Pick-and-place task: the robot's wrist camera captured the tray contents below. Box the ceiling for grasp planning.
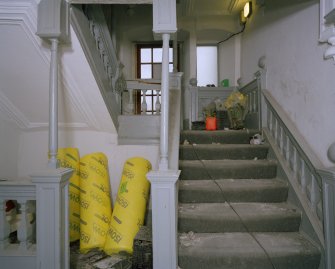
[108,0,248,44]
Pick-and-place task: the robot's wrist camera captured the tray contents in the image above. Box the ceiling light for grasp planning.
[243,1,252,18]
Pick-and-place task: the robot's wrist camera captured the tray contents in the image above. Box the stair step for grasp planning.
[178,232,320,269]
[179,178,288,203]
[180,129,259,145]
[179,144,269,160]
[178,202,301,233]
[179,159,277,180]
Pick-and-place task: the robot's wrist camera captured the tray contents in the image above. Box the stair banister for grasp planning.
[241,65,335,268]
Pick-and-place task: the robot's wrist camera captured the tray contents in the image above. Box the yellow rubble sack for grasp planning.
[104,157,152,255]
[79,152,112,253]
[57,148,81,242]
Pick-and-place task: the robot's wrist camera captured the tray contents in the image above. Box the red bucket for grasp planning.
[205,117,217,131]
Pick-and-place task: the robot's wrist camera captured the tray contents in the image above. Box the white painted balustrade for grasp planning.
[0,169,72,269]
[0,179,36,261]
[240,69,335,269]
[126,79,164,115]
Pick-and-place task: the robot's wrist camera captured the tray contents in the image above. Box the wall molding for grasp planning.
[0,0,102,131]
[0,90,31,129]
[0,90,90,130]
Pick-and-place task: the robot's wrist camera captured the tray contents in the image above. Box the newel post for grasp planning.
[35,1,72,269]
[317,168,335,269]
[149,0,180,268]
[31,168,73,269]
[36,0,70,168]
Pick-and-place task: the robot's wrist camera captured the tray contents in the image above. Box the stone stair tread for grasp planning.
[178,202,301,233]
[179,178,288,203]
[180,129,260,145]
[179,159,277,180]
[179,143,269,160]
[178,232,320,269]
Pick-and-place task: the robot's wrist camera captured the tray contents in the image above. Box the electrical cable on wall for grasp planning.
[217,23,246,45]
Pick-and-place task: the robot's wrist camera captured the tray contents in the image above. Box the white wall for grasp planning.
[240,0,335,167]
[0,116,21,179]
[218,35,241,86]
[18,129,159,202]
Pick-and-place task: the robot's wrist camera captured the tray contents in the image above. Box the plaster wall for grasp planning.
[240,0,335,167]
[218,35,241,86]
[17,129,159,201]
[0,116,20,179]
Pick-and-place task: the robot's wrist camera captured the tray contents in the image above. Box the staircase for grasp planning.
[178,129,321,269]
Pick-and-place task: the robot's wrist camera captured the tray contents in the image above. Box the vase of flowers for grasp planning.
[224,91,248,129]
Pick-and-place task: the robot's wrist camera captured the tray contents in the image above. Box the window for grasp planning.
[136,44,174,114]
[197,46,218,87]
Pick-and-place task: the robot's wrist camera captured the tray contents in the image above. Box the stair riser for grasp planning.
[181,130,259,145]
[178,215,301,233]
[180,162,277,180]
[180,145,269,160]
[179,187,288,203]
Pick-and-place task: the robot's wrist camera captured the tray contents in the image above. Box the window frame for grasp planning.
[135,43,178,114]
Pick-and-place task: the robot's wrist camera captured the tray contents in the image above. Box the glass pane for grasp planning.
[197,46,218,86]
[153,48,162,63]
[169,48,173,62]
[146,95,153,111]
[169,64,173,72]
[141,48,152,63]
[141,64,152,79]
[153,64,162,79]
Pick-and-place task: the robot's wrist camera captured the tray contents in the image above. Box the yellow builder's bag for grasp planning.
[79,152,112,253]
[57,148,81,242]
[104,157,152,255]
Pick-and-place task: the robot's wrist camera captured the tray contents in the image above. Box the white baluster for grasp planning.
[278,126,284,152]
[16,199,31,250]
[290,146,297,174]
[276,124,282,147]
[271,114,276,137]
[309,175,320,213]
[142,89,147,114]
[267,108,271,130]
[0,199,9,249]
[159,33,171,171]
[155,89,161,115]
[299,159,307,193]
[253,91,257,112]
[282,132,287,157]
[248,93,252,112]
[48,38,59,169]
[127,89,134,115]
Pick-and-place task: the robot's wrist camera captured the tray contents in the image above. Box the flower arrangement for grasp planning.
[224,91,248,129]
[202,102,216,118]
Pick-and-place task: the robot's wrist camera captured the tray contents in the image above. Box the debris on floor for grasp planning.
[250,133,265,145]
[179,231,200,247]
